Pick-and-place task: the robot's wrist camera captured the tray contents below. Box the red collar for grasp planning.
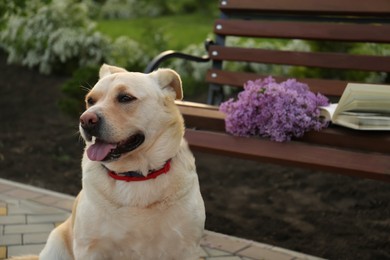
[107,159,171,182]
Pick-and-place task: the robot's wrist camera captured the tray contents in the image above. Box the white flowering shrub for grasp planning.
[0,0,20,28]
[170,42,211,82]
[0,0,109,74]
[104,36,149,71]
[59,35,151,118]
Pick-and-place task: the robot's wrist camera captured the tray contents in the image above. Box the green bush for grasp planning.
[59,66,99,117]
[0,0,27,29]
[99,0,216,19]
[0,0,109,74]
[104,36,150,71]
[59,34,156,118]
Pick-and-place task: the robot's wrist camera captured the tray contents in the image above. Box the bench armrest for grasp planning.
[144,39,214,73]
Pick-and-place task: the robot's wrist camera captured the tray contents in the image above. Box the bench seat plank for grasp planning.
[184,129,390,182]
[176,101,390,154]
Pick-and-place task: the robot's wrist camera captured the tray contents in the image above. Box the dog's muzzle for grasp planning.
[80,112,145,161]
[80,111,101,141]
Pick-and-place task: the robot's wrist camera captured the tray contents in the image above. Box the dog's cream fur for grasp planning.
[10,65,205,260]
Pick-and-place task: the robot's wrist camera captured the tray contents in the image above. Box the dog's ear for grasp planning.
[151,69,183,100]
[99,64,127,79]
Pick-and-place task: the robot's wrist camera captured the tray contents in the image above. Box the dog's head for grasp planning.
[79,64,184,163]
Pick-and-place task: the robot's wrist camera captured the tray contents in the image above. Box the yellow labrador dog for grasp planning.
[11,64,205,260]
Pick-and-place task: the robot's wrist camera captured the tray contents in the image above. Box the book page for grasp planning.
[334,83,390,118]
[334,114,390,130]
[319,103,338,121]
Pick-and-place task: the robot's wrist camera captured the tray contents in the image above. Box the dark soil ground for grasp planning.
[1,51,390,260]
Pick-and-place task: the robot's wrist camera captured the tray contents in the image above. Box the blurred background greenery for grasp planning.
[0,0,388,117]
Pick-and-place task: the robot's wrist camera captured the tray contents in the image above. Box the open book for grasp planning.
[320,83,390,130]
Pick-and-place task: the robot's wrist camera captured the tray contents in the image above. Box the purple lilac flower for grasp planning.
[219,77,329,142]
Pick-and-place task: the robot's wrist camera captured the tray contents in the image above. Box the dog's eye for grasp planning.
[117,94,136,103]
[87,97,95,106]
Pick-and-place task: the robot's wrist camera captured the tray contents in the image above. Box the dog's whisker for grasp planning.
[80,85,92,92]
[70,128,86,144]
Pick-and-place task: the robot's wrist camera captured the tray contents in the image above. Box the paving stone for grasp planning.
[0,215,26,225]
[0,194,18,205]
[4,189,42,200]
[7,244,44,257]
[31,195,60,205]
[4,224,54,234]
[0,246,6,259]
[271,247,324,260]
[7,200,67,215]
[0,182,13,193]
[208,257,241,260]
[204,247,232,256]
[0,179,324,260]
[199,246,208,257]
[27,214,69,224]
[201,231,249,253]
[0,234,22,246]
[23,232,50,245]
[238,245,293,260]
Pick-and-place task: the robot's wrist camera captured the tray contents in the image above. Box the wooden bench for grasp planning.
[145,0,390,182]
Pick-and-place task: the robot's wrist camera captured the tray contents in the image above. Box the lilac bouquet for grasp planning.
[219,77,329,142]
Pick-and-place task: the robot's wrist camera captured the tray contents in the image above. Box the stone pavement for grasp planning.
[0,178,325,260]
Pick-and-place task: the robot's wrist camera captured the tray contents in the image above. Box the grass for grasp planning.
[96,13,216,50]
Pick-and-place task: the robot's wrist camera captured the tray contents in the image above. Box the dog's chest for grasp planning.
[74,202,201,259]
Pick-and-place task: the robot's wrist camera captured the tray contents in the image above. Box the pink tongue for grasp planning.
[87,140,117,161]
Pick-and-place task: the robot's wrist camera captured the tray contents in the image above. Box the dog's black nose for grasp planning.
[80,112,100,136]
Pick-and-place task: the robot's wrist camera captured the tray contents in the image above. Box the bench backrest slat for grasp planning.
[206,69,348,96]
[214,20,390,43]
[210,46,390,72]
[205,0,390,104]
[220,0,390,16]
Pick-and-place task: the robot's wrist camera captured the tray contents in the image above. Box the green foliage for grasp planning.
[96,13,215,50]
[105,36,150,70]
[98,0,216,19]
[0,0,109,74]
[59,35,154,118]
[300,41,362,80]
[0,0,28,29]
[0,0,165,76]
[143,0,216,15]
[59,66,99,117]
